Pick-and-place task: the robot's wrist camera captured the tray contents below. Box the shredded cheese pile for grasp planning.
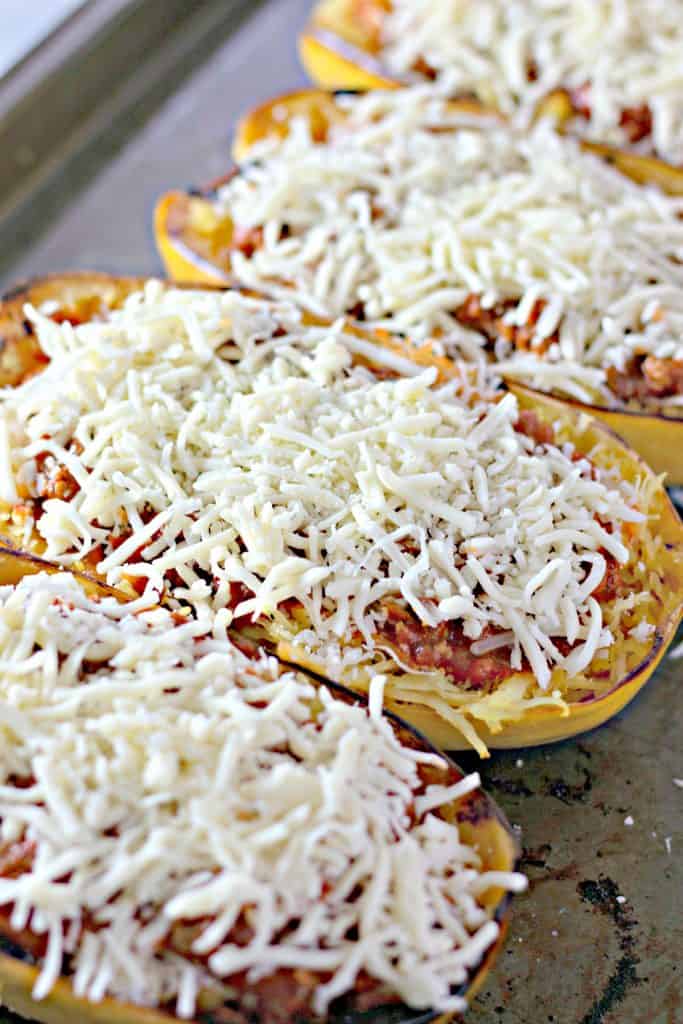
[216,88,683,406]
[380,0,683,166]
[0,286,646,695]
[0,571,525,1016]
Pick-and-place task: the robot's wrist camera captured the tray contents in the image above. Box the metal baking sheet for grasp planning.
[0,1,681,1021]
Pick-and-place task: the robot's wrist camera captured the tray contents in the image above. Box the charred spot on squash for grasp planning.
[168,194,236,271]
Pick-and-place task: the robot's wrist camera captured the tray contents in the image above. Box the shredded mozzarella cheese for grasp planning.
[0,571,525,1016]
[0,285,646,695]
[378,0,683,166]
[214,88,683,407]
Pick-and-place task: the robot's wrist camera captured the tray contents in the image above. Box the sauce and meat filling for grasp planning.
[455,292,683,402]
[376,602,513,690]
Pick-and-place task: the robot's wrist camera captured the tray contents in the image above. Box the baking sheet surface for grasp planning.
[0,2,681,1021]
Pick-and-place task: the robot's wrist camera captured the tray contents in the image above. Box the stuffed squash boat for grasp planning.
[0,275,681,756]
[300,0,683,170]
[0,546,525,1023]
[155,87,683,481]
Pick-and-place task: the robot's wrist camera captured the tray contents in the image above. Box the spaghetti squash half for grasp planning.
[0,276,680,755]
[299,0,683,171]
[155,87,683,482]
[0,546,524,1023]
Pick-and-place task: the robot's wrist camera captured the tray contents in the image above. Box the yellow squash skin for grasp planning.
[154,189,233,289]
[0,958,174,1024]
[299,0,397,90]
[2,274,681,755]
[154,87,683,483]
[0,544,128,602]
[0,549,519,1024]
